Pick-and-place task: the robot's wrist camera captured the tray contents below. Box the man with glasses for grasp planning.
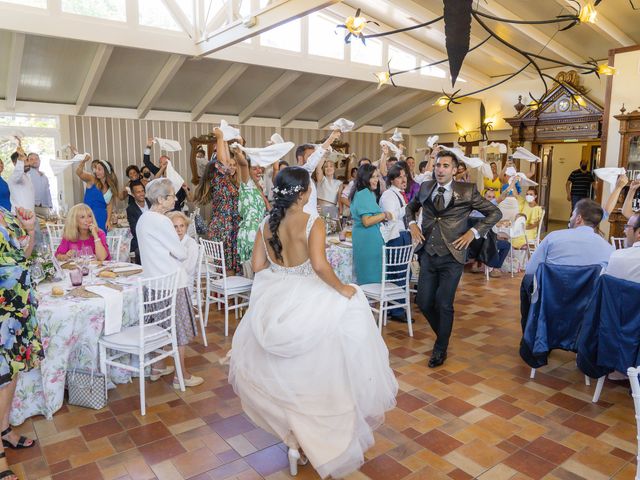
[604,214,640,282]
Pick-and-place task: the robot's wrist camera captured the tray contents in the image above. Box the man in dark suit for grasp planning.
[406,150,502,367]
[126,180,150,265]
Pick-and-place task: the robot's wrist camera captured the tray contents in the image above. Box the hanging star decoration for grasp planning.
[338,1,620,112]
[336,9,379,45]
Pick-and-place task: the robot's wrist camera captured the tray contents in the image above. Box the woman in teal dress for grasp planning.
[349,164,392,285]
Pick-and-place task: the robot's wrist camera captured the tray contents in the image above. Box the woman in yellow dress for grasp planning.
[512,187,543,248]
[483,161,502,193]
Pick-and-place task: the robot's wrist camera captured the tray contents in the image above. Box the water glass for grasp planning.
[69,268,83,287]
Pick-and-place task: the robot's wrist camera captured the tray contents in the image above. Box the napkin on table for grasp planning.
[85,285,124,335]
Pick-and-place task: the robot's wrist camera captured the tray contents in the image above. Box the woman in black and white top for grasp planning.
[315,158,343,218]
[378,164,412,322]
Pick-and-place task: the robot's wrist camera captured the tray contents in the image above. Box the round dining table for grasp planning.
[10,262,144,425]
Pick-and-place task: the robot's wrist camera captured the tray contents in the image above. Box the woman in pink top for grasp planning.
[55,203,110,261]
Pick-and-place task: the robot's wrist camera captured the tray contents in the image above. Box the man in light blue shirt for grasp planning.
[521,199,614,325]
[525,199,614,276]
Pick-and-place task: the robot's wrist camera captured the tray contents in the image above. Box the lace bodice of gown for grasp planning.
[260,213,318,277]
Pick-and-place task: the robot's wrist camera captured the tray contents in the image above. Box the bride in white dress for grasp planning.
[229,166,398,478]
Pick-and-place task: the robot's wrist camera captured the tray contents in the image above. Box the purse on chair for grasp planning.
[66,343,108,410]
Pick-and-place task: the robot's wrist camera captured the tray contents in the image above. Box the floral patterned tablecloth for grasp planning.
[326,240,355,284]
[10,275,140,425]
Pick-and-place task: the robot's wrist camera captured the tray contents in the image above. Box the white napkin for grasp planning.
[488,142,507,154]
[505,166,517,177]
[427,135,439,148]
[219,120,241,141]
[449,147,484,169]
[594,167,626,188]
[479,162,493,178]
[391,128,403,142]
[112,266,142,274]
[165,160,185,192]
[329,118,354,132]
[154,137,182,152]
[513,172,538,186]
[512,146,541,163]
[380,140,402,157]
[231,142,295,167]
[85,285,124,335]
[268,133,285,145]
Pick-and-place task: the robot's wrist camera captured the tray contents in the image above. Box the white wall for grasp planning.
[548,143,585,221]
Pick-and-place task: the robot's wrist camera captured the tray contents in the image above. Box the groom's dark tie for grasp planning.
[433,186,446,211]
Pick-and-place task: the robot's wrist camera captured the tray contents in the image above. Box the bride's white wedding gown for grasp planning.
[229,214,398,478]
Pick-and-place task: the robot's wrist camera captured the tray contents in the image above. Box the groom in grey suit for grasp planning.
[406,150,501,368]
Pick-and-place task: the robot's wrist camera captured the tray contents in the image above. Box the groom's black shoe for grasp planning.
[428,350,447,368]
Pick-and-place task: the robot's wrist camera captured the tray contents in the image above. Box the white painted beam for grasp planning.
[281,78,347,127]
[554,0,634,47]
[160,0,195,38]
[6,32,25,111]
[197,0,341,56]
[191,63,249,121]
[317,86,386,129]
[327,2,490,87]
[381,94,440,132]
[76,44,114,115]
[479,0,585,66]
[354,91,423,130]
[203,5,229,39]
[137,54,186,119]
[239,70,301,124]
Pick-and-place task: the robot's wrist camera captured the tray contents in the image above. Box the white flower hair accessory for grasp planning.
[272,185,304,196]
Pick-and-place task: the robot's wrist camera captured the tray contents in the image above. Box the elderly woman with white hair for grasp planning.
[136,178,203,388]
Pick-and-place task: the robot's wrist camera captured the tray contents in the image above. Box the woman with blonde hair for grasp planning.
[75,152,119,232]
[55,203,110,261]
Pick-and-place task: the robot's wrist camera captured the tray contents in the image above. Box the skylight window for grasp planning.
[0,0,45,7]
[62,0,126,22]
[308,12,344,60]
[259,19,301,52]
[139,0,181,31]
[389,45,416,71]
[351,38,382,66]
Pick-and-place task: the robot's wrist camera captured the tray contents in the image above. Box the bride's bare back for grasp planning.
[263,210,312,268]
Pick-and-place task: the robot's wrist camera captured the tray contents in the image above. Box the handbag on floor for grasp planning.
[66,342,108,410]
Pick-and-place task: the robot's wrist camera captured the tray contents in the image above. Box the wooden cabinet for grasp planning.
[610,108,640,238]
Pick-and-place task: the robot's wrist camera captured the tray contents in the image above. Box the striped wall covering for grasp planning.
[66,116,387,205]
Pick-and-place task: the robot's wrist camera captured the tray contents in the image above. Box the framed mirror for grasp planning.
[189,134,217,185]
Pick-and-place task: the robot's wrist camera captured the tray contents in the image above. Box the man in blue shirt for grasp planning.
[521,198,614,326]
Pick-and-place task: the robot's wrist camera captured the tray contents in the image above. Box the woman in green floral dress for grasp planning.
[0,205,44,479]
[233,146,269,264]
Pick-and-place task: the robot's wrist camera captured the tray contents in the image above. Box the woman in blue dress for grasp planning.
[75,154,119,232]
[349,164,392,285]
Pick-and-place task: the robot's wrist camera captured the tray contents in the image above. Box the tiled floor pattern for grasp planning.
[8,271,638,480]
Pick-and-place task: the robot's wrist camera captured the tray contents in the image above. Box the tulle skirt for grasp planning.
[228,268,398,478]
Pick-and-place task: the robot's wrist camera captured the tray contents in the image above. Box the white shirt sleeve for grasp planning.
[379,190,396,216]
[9,160,25,186]
[301,147,327,174]
[182,237,200,279]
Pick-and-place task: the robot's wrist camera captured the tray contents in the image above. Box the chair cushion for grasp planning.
[360,283,407,300]
[208,276,253,292]
[100,325,171,350]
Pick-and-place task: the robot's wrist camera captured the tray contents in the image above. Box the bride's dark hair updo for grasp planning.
[268,166,310,261]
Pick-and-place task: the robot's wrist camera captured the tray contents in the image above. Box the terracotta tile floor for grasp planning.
[10,271,638,479]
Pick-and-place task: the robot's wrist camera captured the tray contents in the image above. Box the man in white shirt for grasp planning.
[27,153,53,208]
[299,130,341,215]
[604,214,640,282]
[8,151,35,213]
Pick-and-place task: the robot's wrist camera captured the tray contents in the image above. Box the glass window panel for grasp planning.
[389,45,416,71]
[308,12,344,59]
[176,0,193,21]
[139,0,181,30]
[62,0,126,21]
[350,37,382,66]
[420,61,446,78]
[259,19,301,52]
[0,0,45,7]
